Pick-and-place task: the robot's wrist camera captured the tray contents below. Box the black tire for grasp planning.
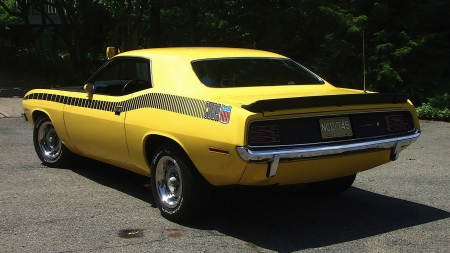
[305,174,356,195]
[33,116,72,167]
[150,144,210,222]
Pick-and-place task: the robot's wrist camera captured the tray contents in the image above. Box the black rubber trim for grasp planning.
[241,93,408,112]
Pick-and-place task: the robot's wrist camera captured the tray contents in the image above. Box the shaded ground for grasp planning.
[0,69,60,98]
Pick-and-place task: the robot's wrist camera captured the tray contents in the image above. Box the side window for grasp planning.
[136,61,150,82]
[89,58,152,96]
[94,61,120,81]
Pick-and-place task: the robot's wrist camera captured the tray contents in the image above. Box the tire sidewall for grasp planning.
[33,116,66,167]
[150,147,190,221]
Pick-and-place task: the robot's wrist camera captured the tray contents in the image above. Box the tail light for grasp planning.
[249,125,280,144]
[385,115,409,131]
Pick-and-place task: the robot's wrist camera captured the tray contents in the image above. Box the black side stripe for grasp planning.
[24,92,207,119]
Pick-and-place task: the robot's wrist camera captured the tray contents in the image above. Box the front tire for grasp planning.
[305,174,356,195]
[33,116,72,167]
[151,144,210,222]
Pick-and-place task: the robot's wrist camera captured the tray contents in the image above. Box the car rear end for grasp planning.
[192,55,420,185]
[234,93,420,185]
[189,51,420,186]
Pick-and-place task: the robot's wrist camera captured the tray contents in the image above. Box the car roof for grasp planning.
[116,47,288,61]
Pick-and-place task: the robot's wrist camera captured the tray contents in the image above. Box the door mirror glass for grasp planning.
[83,83,95,94]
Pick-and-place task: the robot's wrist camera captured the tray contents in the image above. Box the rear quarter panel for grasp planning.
[124,91,252,185]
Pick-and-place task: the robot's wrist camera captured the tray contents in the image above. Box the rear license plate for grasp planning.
[319,116,353,139]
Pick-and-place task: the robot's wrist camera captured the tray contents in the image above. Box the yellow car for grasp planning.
[22,47,421,221]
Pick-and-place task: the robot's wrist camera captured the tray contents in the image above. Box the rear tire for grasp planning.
[305,174,356,195]
[150,144,210,222]
[33,116,72,167]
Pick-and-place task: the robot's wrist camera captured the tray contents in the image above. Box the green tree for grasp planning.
[313,0,450,104]
[0,0,20,24]
[98,0,148,51]
[0,0,48,47]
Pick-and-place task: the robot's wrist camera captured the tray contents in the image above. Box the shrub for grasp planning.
[0,41,76,86]
[416,93,450,122]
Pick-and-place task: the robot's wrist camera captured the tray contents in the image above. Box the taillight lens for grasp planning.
[249,125,280,144]
[385,115,409,131]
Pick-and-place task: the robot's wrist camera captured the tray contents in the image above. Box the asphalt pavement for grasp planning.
[1,71,449,252]
[0,69,33,118]
[0,97,22,118]
[1,113,450,252]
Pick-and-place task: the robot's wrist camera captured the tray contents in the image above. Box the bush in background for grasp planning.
[416,93,450,122]
[0,42,88,87]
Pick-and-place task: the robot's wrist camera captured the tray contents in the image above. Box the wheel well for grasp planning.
[32,110,47,124]
[144,134,211,186]
[145,135,184,163]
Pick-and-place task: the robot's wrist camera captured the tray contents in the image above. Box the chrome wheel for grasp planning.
[37,121,62,161]
[33,116,72,167]
[151,145,211,222]
[155,156,183,209]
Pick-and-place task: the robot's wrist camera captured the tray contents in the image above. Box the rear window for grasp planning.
[191,58,324,88]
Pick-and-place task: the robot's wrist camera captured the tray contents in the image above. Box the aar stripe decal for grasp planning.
[24,92,207,119]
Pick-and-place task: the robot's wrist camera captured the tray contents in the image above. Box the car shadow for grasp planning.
[66,157,154,205]
[190,186,450,251]
[66,159,450,252]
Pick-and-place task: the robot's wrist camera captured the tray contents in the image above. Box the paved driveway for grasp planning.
[0,116,449,252]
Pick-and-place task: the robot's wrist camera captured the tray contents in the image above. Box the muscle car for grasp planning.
[22,47,421,222]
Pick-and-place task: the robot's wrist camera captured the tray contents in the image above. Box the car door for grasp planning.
[63,57,151,166]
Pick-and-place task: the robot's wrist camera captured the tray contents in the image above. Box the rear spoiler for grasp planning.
[241,93,408,113]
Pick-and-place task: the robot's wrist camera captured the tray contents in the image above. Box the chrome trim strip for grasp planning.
[237,130,421,162]
[391,141,402,161]
[267,154,280,178]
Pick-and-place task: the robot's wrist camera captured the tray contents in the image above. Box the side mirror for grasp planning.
[106,47,115,59]
[106,47,120,59]
[83,83,95,98]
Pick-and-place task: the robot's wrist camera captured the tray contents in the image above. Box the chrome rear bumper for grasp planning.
[237,130,421,177]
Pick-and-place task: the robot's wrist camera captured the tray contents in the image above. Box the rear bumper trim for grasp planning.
[237,130,421,163]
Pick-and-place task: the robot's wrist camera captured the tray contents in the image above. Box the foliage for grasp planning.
[416,93,450,121]
[0,0,449,102]
[0,0,19,24]
[97,0,147,50]
[416,104,450,122]
[0,41,82,86]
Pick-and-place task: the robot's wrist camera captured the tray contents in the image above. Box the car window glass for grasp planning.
[90,58,152,96]
[94,60,150,82]
[191,58,324,88]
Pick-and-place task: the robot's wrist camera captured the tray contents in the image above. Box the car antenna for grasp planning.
[363,31,366,94]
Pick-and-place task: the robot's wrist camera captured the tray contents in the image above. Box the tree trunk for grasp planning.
[189,5,201,45]
[149,0,162,48]
[123,20,139,51]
